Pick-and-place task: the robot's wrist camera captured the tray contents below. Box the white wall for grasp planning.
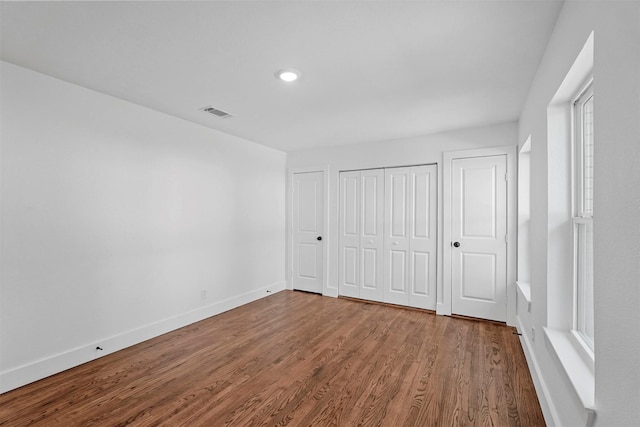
[287,122,517,306]
[517,1,640,426]
[0,62,286,392]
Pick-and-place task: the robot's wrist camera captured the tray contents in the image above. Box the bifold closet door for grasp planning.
[384,165,437,310]
[338,169,384,301]
[339,165,437,310]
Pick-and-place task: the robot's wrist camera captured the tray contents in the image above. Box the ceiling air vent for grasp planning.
[200,105,233,119]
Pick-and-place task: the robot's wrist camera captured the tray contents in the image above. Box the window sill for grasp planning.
[516,281,531,312]
[544,327,596,419]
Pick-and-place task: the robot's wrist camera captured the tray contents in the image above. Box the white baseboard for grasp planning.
[0,281,286,394]
[516,315,560,427]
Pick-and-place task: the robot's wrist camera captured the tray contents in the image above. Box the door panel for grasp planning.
[339,170,384,301]
[343,174,359,236]
[362,248,377,289]
[408,165,437,309]
[343,247,358,289]
[390,174,408,238]
[390,250,406,292]
[339,171,361,298]
[359,169,384,301]
[384,169,410,305]
[362,174,379,236]
[297,243,318,278]
[298,179,319,231]
[461,167,497,238]
[384,165,437,309]
[461,253,496,301]
[451,156,507,321]
[413,173,430,238]
[412,252,429,295]
[292,171,323,294]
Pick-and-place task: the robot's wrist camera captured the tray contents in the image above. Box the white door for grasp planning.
[292,171,323,294]
[338,169,385,301]
[359,169,385,301]
[384,165,437,309]
[451,155,507,321]
[339,171,360,298]
[384,168,411,305]
[408,165,437,310]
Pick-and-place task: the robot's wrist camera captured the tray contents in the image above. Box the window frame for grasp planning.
[573,80,594,218]
[571,78,595,357]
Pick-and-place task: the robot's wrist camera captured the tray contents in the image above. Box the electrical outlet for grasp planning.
[531,327,536,342]
[201,290,207,300]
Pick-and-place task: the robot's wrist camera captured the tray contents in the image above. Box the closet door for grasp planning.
[408,165,437,310]
[384,168,411,306]
[339,170,384,301]
[339,171,361,298]
[341,165,437,310]
[384,165,438,309]
[359,169,384,302]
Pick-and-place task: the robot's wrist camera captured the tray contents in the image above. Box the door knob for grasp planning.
[317,236,322,241]
[453,242,461,247]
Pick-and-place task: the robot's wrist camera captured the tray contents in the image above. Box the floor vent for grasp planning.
[200,106,233,118]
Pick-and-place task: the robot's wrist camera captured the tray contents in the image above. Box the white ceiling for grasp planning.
[1,1,563,152]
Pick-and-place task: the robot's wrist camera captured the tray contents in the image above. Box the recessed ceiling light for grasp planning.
[275,68,301,82]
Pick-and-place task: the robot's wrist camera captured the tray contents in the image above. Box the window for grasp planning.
[544,32,594,411]
[517,137,532,310]
[572,80,594,352]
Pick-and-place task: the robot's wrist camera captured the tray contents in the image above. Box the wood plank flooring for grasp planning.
[0,290,545,426]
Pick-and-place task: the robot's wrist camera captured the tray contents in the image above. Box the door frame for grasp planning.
[441,146,517,326]
[287,166,330,296]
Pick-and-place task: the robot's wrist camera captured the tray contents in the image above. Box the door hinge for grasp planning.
[505,235,509,244]
[505,172,509,182]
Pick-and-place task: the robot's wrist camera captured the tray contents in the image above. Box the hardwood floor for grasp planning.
[0,291,545,426]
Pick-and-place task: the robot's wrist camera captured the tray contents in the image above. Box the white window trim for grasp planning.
[571,216,594,356]
[544,327,595,414]
[517,136,532,290]
[570,78,595,360]
[573,80,594,218]
[545,31,595,417]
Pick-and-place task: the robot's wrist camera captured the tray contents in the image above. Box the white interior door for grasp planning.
[408,165,437,310]
[340,165,437,310]
[384,165,437,309]
[292,171,323,294]
[339,171,360,298]
[451,155,507,321]
[384,168,411,305]
[359,169,385,301]
[339,169,384,301]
